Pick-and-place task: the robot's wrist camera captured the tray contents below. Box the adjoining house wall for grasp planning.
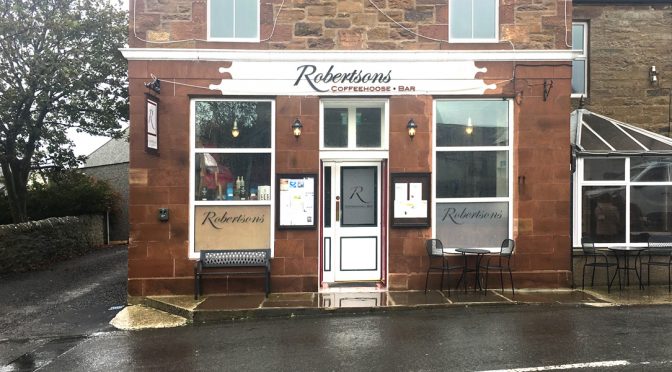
[572,3,672,134]
[82,163,130,242]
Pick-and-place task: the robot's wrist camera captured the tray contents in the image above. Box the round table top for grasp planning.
[455,248,490,254]
[608,246,646,252]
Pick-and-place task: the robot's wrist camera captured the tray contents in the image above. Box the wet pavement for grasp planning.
[132,285,672,326]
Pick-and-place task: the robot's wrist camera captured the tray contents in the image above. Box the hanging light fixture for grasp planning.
[292,118,303,139]
[407,118,417,140]
[465,117,474,135]
[231,119,239,138]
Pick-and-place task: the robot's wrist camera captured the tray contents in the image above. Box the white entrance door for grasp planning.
[322,161,382,282]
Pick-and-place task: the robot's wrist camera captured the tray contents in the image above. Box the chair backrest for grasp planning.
[648,235,672,250]
[500,238,515,257]
[426,239,444,257]
[581,237,597,254]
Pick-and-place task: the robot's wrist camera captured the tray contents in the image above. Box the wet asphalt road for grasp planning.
[3,247,672,371]
[10,305,672,371]
[0,245,127,369]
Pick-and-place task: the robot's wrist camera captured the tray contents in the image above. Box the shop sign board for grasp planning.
[194,205,271,250]
[209,61,496,96]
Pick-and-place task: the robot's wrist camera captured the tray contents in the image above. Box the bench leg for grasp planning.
[265,268,270,297]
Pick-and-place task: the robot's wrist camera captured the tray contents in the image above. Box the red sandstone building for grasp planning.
[122,0,577,297]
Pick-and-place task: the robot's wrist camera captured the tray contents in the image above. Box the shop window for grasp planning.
[190,99,274,255]
[577,157,672,245]
[571,22,588,97]
[434,100,512,249]
[449,0,498,43]
[208,0,260,41]
[322,101,387,150]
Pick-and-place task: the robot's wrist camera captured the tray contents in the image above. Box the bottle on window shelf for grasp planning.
[240,176,246,200]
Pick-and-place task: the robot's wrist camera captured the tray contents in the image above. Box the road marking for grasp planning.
[480,360,630,371]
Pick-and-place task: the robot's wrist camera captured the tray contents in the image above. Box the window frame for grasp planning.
[432,99,514,252]
[571,21,589,98]
[207,0,261,42]
[449,0,499,44]
[319,99,389,151]
[573,156,672,247]
[189,98,275,258]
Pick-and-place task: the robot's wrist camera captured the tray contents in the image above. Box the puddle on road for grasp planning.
[3,336,86,372]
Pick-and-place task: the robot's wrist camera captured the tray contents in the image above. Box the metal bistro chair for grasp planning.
[479,239,516,295]
[581,238,620,293]
[642,235,672,292]
[424,239,464,295]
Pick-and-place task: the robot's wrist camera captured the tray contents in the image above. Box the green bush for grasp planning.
[0,170,119,223]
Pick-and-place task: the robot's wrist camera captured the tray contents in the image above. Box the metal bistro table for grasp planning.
[608,246,646,290]
[454,248,490,292]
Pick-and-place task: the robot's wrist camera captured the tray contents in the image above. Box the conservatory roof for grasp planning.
[570,109,672,156]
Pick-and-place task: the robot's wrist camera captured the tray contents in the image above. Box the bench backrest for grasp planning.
[200,249,270,268]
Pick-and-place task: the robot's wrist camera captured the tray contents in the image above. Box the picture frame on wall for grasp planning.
[390,173,431,227]
[276,173,317,229]
[145,93,159,154]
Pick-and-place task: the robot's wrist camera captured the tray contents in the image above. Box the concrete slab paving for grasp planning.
[126,287,672,329]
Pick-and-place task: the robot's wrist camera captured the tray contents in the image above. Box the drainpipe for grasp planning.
[569,145,577,289]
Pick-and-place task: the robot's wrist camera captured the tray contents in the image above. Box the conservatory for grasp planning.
[571,109,672,247]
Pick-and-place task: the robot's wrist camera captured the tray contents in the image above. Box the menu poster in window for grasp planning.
[277,174,317,229]
[145,94,159,154]
[391,173,430,227]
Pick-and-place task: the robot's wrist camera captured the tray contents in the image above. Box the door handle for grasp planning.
[335,196,340,222]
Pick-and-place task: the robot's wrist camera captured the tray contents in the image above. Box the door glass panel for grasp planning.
[356,108,381,147]
[341,167,377,226]
[324,108,348,148]
[324,166,332,228]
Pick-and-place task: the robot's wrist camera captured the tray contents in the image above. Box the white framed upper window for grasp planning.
[320,99,389,151]
[208,0,260,42]
[449,0,499,43]
[571,22,589,97]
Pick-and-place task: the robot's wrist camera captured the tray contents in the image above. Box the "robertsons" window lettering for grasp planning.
[441,207,504,225]
[201,211,265,229]
[295,64,392,93]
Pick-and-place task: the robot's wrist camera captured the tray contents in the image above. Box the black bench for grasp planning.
[194,249,271,299]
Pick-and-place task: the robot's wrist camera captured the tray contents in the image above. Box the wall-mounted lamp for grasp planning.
[407,118,417,140]
[465,117,474,135]
[292,118,303,139]
[650,66,659,85]
[231,119,239,138]
[144,74,161,94]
